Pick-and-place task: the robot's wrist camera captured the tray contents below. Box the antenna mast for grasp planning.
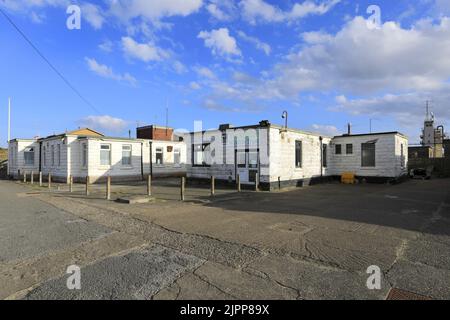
[7,97,11,143]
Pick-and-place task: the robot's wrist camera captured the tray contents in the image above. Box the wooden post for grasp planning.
[48,173,52,190]
[278,176,281,190]
[147,174,152,196]
[85,176,90,196]
[255,174,259,192]
[106,176,111,200]
[31,171,34,185]
[211,176,215,196]
[39,172,42,187]
[237,174,241,192]
[23,171,27,183]
[180,176,185,201]
[69,176,73,193]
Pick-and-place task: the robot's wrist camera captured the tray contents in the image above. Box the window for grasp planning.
[51,145,55,166]
[322,144,328,168]
[100,144,111,166]
[82,143,87,167]
[155,147,164,165]
[335,144,342,155]
[192,144,210,166]
[295,141,302,168]
[237,152,246,168]
[248,151,258,169]
[24,147,35,166]
[57,144,61,167]
[401,144,405,168]
[122,145,132,166]
[174,148,181,165]
[361,143,376,167]
[346,144,353,154]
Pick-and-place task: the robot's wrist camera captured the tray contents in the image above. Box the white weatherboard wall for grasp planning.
[41,136,69,181]
[328,133,408,178]
[8,140,40,178]
[268,127,332,184]
[147,141,187,177]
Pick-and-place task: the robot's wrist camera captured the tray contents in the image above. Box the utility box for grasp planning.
[341,172,356,184]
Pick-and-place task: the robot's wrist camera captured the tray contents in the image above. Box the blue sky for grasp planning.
[1,0,450,147]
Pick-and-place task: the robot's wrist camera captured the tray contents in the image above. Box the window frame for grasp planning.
[100,143,112,166]
[322,144,328,168]
[174,148,181,165]
[295,140,302,168]
[122,144,132,166]
[335,144,342,155]
[24,147,35,166]
[192,143,211,167]
[361,143,376,168]
[81,143,88,168]
[155,147,164,165]
[346,144,353,155]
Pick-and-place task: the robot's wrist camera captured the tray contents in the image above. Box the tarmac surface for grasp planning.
[1,178,449,300]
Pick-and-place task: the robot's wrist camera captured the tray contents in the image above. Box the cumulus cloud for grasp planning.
[237,31,271,55]
[310,124,341,137]
[193,66,216,79]
[109,0,203,22]
[206,0,236,21]
[173,60,187,74]
[85,57,137,86]
[121,36,170,62]
[198,28,241,57]
[81,3,105,30]
[240,0,340,24]
[80,115,129,133]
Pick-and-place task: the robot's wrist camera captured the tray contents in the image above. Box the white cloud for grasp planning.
[81,3,105,30]
[98,40,114,52]
[189,81,201,90]
[198,28,241,57]
[109,0,203,22]
[194,66,216,79]
[121,36,170,62]
[80,115,129,133]
[310,124,341,136]
[240,0,339,24]
[173,60,187,74]
[206,0,236,21]
[85,57,137,86]
[237,31,271,55]
[30,11,45,23]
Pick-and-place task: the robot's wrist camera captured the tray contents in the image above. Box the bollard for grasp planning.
[39,172,43,187]
[48,173,52,190]
[278,176,281,190]
[211,176,215,196]
[85,176,90,196]
[180,176,185,201]
[106,176,111,200]
[255,174,259,192]
[31,171,34,185]
[69,176,73,193]
[147,175,152,196]
[23,172,27,183]
[237,174,241,192]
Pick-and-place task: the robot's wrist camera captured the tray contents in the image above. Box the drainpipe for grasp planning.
[150,141,153,178]
[140,141,144,180]
[38,141,42,172]
[319,136,323,178]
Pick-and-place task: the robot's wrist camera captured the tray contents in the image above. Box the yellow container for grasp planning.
[341,172,356,184]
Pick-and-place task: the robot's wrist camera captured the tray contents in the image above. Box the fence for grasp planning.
[408,157,450,177]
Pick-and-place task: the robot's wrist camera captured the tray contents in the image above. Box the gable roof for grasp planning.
[66,128,104,137]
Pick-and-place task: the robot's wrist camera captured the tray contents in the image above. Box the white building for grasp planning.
[183,121,408,190]
[8,128,186,183]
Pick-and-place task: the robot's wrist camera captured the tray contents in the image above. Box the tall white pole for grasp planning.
[8,97,11,143]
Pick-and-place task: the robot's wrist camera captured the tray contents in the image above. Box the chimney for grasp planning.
[347,123,352,135]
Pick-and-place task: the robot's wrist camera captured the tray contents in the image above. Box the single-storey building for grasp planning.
[183,121,408,190]
[8,128,186,183]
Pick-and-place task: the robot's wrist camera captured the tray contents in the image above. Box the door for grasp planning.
[236,150,259,184]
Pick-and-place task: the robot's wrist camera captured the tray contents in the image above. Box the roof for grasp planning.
[333,131,407,139]
[66,128,104,136]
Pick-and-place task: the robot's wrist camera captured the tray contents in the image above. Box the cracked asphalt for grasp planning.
[0,178,449,300]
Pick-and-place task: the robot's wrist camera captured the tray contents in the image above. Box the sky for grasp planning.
[1,0,450,147]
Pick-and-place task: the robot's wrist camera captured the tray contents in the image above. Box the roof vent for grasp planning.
[219,124,233,130]
[259,120,271,127]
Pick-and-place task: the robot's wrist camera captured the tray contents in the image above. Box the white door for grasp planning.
[236,150,258,184]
